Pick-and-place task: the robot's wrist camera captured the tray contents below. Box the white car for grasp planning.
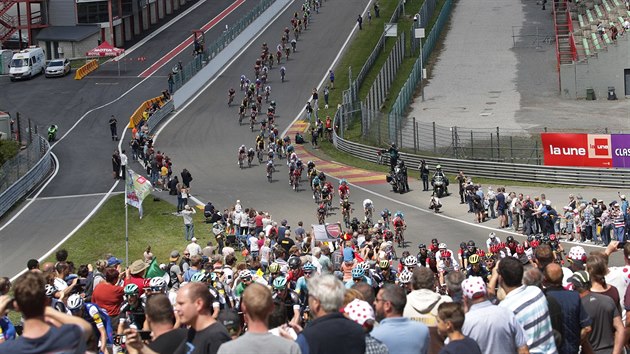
[45,59,71,78]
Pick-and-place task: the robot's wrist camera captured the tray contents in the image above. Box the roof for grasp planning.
[36,26,100,42]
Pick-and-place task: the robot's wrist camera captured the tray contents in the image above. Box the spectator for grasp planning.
[403,267,451,353]
[182,205,197,241]
[92,267,125,320]
[461,276,529,354]
[27,259,40,272]
[218,283,300,354]
[146,294,187,353]
[174,282,231,354]
[543,263,592,354]
[0,272,92,352]
[587,253,622,315]
[0,278,15,343]
[124,260,148,296]
[53,262,79,299]
[372,284,429,354]
[343,299,389,354]
[569,271,624,354]
[186,237,202,257]
[496,257,557,353]
[181,168,193,188]
[183,255,202,282]
[294,274,365,354]
[436,302,482,354]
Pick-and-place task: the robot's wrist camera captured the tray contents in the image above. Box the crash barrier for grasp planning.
[332,126,630,188]
[74,60,99,80]
[0,135,53,218]
[129,96,169,129]
[146,99,174,133]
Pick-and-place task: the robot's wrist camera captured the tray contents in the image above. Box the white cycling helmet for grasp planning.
[44,284,56,297]
[357,262,370,271]
[403,255,418,267]
[398,270,413,284]
[438,243,447,250]
[67,294,84,311]
[149,277,167,292]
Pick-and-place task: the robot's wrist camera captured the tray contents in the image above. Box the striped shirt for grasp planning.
[499,285,558,354]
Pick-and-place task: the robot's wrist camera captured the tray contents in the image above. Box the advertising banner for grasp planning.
[541,133,612,167]
[611,135,630,168]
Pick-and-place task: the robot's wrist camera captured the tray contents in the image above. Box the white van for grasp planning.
[9,47,45,81]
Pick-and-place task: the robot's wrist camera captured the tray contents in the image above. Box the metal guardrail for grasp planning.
[146,99,174,133]
[0,135,53,218]
[333,131,630,188]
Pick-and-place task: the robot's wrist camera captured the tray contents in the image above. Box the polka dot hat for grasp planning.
[568,246,587,262]
[343,299,375,326]
[461,276,487,299]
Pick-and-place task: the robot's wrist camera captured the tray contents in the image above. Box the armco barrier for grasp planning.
[74,60,99,80]
[0,136,53,218]
[129,96,168,129]
[332,132,630,188]
[146,100,174,132]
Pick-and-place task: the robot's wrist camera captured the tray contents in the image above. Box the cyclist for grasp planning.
[486,232,501,251]
[381,209,392,228]
[118,284,146,338]
[416,243,430,267]
[237,145,247,167]
[264,85,271,103]
[363,199,374,222]
[238,104,246,124]
[240,75,247,90]
[466,254,490,281]
[247,148,255,166]
[311,175,321,196]
[345,267,372,289]
[290,38,297,52]
[437,250,460,287]
[295,262,316,302]
[266,160,274,182]
[374,259,397,287]
[317,202,327,224]
[67,294,114,354]
[392,211,406,246]
[321,182,333,206]
[402,255,418,273]
[228,88,236,106]
[280,66,286,82]
[341,198,352,227]
[272,276,301,327]
[338,179,350,204]
[398,269,413,294]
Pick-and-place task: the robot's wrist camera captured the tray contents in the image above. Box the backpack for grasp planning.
[332,249,344,271]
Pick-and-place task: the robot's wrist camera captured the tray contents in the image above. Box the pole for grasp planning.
[413,117,417,153]
[496,127,501,160]
[125,173,129,268]
[420,45,425,102]
[432,122,436,153]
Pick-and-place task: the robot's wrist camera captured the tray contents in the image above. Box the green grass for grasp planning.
[44,194,208,266]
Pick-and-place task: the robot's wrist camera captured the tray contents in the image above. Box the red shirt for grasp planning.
[255,214,264,227]
[124,275,146,296]
[92,282,125,317]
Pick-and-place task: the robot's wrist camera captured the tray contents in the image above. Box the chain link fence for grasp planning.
[169,0,277,93]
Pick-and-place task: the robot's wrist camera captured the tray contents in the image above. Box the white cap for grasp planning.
[191,237,197,242]
[622,195,627,200]
[545,200,551,206]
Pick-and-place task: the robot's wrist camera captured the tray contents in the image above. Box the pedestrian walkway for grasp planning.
[285,120,386,185]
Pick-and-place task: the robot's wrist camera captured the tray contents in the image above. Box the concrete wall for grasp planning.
[48,0,76,25]
[560,36,630,99]
[36,31,100,59]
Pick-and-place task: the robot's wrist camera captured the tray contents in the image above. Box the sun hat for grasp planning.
[129,259,148,275]
[344,299,375,326]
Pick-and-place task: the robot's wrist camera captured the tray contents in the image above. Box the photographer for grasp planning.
[0,272,92,352]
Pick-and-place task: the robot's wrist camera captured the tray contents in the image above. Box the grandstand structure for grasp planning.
[554,0,630,99]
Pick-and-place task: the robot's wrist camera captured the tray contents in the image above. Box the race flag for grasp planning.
[125,168,152,209]
[311,223,343,241]
[145,258,165,278]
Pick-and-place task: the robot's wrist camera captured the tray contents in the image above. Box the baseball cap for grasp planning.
[462,276,487,299]
[343,247,354,262]
[107,256,122,267]
[191,237,197,242]
[169,250,180,262]
[344,299,375,326]
[569,270,590,287]
[217,309,241,336]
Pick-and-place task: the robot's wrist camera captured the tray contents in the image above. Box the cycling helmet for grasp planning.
[124,284,139,295]
[239,269,252,280]
[143,278,152,289]
[485,252,495,260]
[403,255,417,267]
[351,267,365,279]
[45,284,56,297]
[489,232,496,239]
[467,240,476,247]
[394,211,404,218]
[357,262,370,271]
[516,245,525,255]
[506,236,515,243]
[351,217,359,224]
[288,257,302,270]
[436,165,442,169]
[431,238,439,245]
[459,242,467,250]
[67,294,84,311]
[527,235,534,242]
[549,234,556,241]
[468,254,480,264]
[531,240,540,248]
[542,235,550,243]
[379,259,390,269]
[398,270,413,284]
[273,276,287,290]
[149,277,167,292]
[438,243,447,249]
[191,272,207,283]
[391,142,397,148]
[303,262,316,272]
[381,209,390,217]
[440,250,452,258]
[340,179,347,185]
[418,243,426,249]
[210,272,218,282]
[477,250,486,257]
[498,242,506,249]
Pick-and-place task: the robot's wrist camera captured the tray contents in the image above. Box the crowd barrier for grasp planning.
[129,96,168,129]
[74,60,99,80]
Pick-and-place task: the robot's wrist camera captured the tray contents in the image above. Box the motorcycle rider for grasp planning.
[387,142,399,171]
[431,164,449,194]
[47,124,58,142]
[419,160,429,191]
[396,160,409,192]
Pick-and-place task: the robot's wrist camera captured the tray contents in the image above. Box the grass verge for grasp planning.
[44,194,208,266]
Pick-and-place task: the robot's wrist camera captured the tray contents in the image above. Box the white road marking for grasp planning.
[26,191,125,201]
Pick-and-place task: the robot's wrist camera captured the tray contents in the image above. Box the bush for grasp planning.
[0,140,20,166]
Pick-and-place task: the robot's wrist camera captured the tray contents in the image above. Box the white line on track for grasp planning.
[27,191,125,201]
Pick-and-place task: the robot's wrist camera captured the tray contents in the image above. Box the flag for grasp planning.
[125,168,152,209]
[145,258,165,279]
[311,223,343,241]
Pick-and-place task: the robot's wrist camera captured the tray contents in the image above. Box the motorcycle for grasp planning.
[432,175,447,197]
[386,167,406,194]
[47,125,58,142]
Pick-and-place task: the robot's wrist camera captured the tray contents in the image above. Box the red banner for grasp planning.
[541,133,612,168]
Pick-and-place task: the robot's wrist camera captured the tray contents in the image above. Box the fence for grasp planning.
[388,0,450,142]
[146,99,175,132]
[0,135,52,217]
[169,0,277,93]
[362,33,405,137]
[341,0,406,112]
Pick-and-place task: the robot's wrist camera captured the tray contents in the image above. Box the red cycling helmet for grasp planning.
[499,242,506,249]
[440,250,451,258]
[531,240,540,248]
[477,250,486,257]
[516,245,525,254]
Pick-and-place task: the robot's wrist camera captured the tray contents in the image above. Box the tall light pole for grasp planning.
[414,19,425,102]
